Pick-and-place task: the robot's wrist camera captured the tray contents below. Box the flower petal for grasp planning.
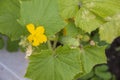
[27,24,35,34]
[36,26,45,34]
[32,38,40,46]
[26,24,47,46]
[27,35,34,42]
[37,34,47,43]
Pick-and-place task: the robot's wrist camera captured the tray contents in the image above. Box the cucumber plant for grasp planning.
[0,0,120,80]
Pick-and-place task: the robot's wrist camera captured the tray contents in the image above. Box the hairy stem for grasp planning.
[53,35,58,50]
[47,40,53,51]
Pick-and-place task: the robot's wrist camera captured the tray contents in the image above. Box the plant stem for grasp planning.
[53,40,57,50]
[53,34,59,50]
[47,40,56,55]
[47,40,53,51]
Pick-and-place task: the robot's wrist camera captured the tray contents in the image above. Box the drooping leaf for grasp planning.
[88,0,120,19]
[75,0,120,33]
[99,14,120,43]
[75,7,104,33]
[19,0,65,36]
[59,0,120,33]
[0,0,25,40]
[25,46,83,80]
[80,46,106,74]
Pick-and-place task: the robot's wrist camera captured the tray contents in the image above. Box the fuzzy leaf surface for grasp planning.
[81,46,106,73]
[25,46,83,80]
[19,0,65,36]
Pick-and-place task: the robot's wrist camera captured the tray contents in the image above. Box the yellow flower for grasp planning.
[26,24,47,46]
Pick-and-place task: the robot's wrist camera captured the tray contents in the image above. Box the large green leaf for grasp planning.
[59,0,120,33]
[0,0,25,40]
[25,46,83,80]
[75,7,103,33]
[86,0,120,19]
[80,46,106,74]
[75,0,120,33]
[19,0,65,36]
[99,14,120,43]
[59,0,80,19]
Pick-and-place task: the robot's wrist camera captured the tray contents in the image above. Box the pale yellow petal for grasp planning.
[36,26,45,34]
[26,24,35,34]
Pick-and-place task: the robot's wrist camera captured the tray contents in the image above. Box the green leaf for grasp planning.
[91,76,100,80]
[6,39,19,52]
[99,14,120,43]
[65,22,84,37]
[34,43,48,53]
[95,65,112,80]
[80,46,106,74]
[82,34,90,42]
[87,0,120,19]
[0,0,25,40]
[59,0,120,33]
[80,71,94,80]
[59,0,80,19]
[94,65,109,72]
[60,36,80,48]
[25,46,83,80]
[80,64,115,80]
[75,7,104,33]
[19,0,65,36]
